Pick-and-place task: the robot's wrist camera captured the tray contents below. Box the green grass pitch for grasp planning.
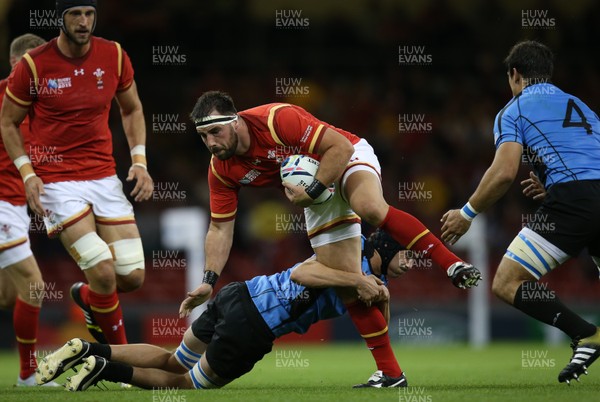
[1,342,599,402]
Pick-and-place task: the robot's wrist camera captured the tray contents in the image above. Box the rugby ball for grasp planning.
[280,155,335,205]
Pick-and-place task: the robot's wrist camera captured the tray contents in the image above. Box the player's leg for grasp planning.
[313,236,404,385]
[92,175,145,293]
[341,140,472,277]
[5,255,43,383]
[59,213,127,344]
[345,170,464,271]
[492,227,599,383]
[96,223,145,292]
[0,269,17,308]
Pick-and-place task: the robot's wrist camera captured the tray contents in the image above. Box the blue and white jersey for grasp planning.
[493,83,600,188]
[245,236,381,338]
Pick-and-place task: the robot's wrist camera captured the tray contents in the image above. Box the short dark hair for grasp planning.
[190,91,237,123]
[504,40,553,81]
[10,34,46,58]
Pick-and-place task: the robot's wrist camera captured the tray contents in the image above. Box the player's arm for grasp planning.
[179,219,235,317]
[290,258,386,304]
[441,141,522,244]
[0,99,45,216]
[115,81,153,202]
[283,128,354,206]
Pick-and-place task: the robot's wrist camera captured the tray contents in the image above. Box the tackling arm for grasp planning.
[290,259,386,304]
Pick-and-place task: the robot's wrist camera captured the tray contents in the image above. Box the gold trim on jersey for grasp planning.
[267,104,291,146]
[308,124,324,154]
[115,42,123,78]
[22,53,39,94]
[210,157,235,188]
[5,87,31,106]
[211,210,237,219]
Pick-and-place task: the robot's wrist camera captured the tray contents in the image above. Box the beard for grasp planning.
[212,129,238,160]
[64,27,91,46]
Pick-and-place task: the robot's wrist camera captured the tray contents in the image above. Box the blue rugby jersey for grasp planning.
[245,236,384,338]
[493,83,600,188]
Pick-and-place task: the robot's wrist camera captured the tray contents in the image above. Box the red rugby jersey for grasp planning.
[5,37,134,183]
[209,103,360,222]
[0,78,30,205]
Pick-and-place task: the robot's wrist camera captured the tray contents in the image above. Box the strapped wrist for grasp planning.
[203,270,219,287]
[459,202,478,222]
[305,179,327,200]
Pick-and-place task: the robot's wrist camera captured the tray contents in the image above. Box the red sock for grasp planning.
[88,289,127,344]
[380,206,461,270]
[79,283,90,304]
[14,298,40,379]
[345,301,402,377]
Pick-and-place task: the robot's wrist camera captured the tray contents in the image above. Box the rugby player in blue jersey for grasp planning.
[441,40,600,385]
[36,229,413,390]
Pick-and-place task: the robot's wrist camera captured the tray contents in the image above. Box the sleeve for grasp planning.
[116,43,134,92]
[272,105,327,154]
[493,103,522,148]
[208,162,239,222]
[5,59,35,107]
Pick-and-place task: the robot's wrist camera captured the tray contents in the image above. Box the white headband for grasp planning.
[194,115,238,129]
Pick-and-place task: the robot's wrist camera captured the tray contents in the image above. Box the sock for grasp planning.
[102,360,134,384]
[513,281,597,340]
[14,297,40,379]
[89,343,112,360]
[88,289,128,344]
[79,283,90,304]
[380,206,461,270]
[345,301,402,377]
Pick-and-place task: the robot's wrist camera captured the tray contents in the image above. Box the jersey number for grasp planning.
[563,99,592,134]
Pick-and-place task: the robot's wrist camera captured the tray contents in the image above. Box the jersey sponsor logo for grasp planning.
[93,68,105,89]
[300,124,313,143]
[239,169,261,185]
[1,224,11,238]
[74,68,84,76]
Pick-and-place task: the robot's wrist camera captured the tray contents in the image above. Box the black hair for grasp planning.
[504,40,553,82]
[190,91,237,123]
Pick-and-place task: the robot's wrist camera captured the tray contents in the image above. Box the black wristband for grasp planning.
[203,270,219,287]
[305,179,327,200]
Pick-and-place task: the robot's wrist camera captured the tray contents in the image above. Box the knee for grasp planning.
[85,260,117,293]
[116,269,145,292]
[352,199,388,226]
[491,271,523,304]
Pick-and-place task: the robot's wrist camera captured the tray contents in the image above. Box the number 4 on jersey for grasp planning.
[563,98,593,134]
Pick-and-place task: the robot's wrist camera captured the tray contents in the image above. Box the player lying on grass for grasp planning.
[37,229,412,390]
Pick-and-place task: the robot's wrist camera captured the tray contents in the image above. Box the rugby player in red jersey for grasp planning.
[0,33,61,387]
[182,91,482,387]
[0,0,153,345]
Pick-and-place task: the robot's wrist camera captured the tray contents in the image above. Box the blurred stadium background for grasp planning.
[0,0,599,351]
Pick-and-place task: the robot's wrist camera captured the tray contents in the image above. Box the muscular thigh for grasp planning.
[313,236,362,273]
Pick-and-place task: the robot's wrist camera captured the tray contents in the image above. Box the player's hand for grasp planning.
[440,209,471,245]
[521,171,546,201]
[127,165,154,202]
[24,176,46,217]
[375,287,391,324]
[179,283,213,318]
[356,274,386,305]
[282,182,314,207]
